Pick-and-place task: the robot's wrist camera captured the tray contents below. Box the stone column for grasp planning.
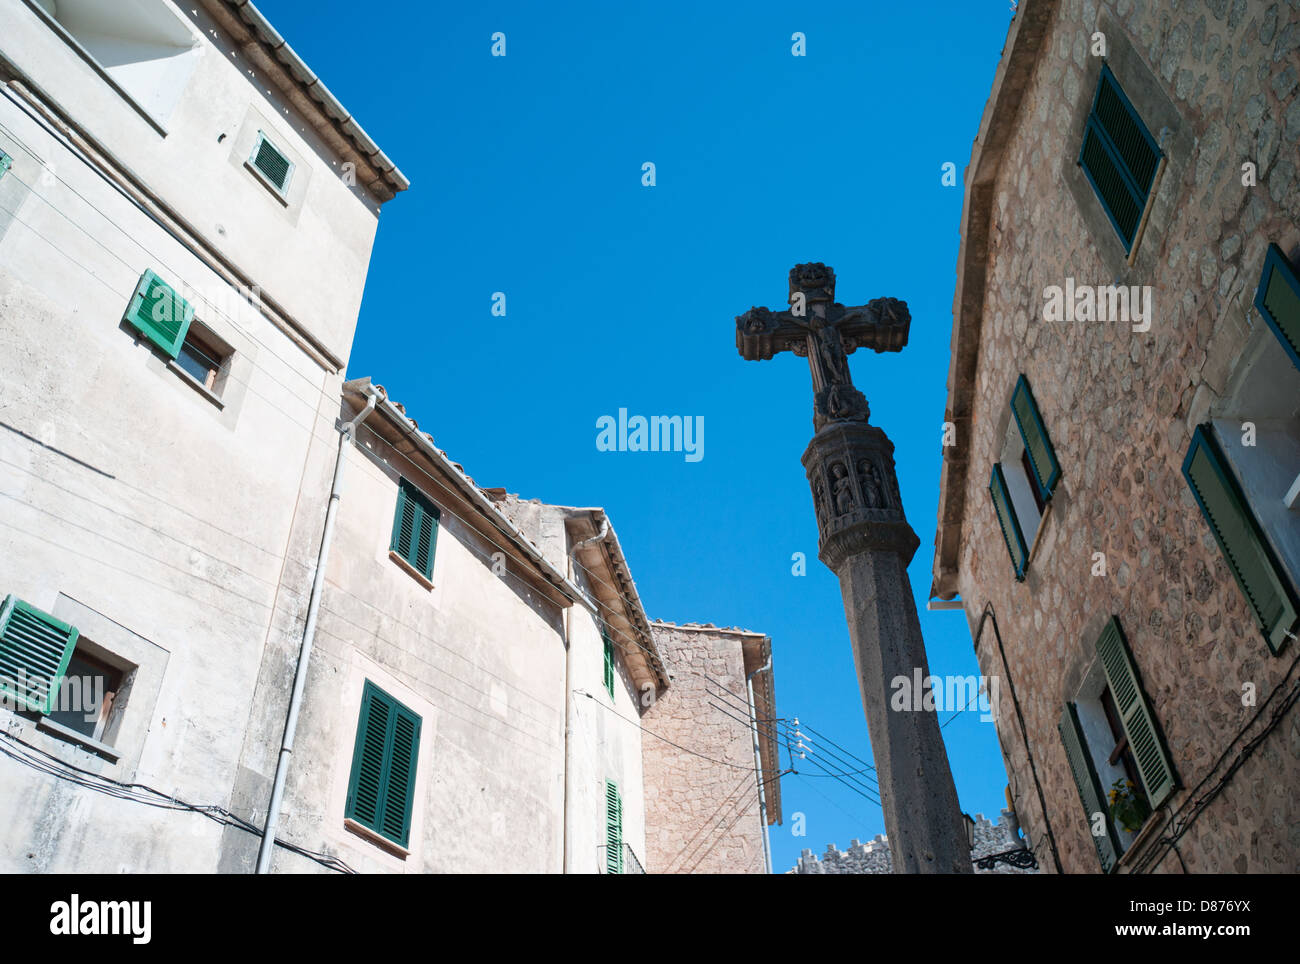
[803,420,971,873]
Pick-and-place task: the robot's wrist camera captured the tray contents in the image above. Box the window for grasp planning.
[0,151,11,181]
[247,130,295,197]
[171,319,233,403]
[123,269,193,360]
[1077,64,1162,254]
[602,627,616,699]
[989,376,1060,580]
[1058,618,1176,872]
[605,779,623,874]
[28,0,201,131]
[1254,243,1300,374]
[345,681,421,850]
[46,649,122,742]
[0,595,134,759]
[389,478,440,583]
[1183,424,1299,654]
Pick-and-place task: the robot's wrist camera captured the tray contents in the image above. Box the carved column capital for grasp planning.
[802,421,919,572]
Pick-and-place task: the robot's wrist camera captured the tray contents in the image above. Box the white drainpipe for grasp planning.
[255,384,381,873]
[747,651,774,876]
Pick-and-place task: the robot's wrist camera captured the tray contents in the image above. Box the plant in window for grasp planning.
[1107,778,1150,833]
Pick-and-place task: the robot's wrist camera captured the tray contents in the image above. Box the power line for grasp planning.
[0,729,353,873]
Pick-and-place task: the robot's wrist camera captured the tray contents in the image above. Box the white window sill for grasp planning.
[343,818,409,859]
[1116,809,1164,870]
[167,359,225,409]
[244,160,291,207]
[389,551,434,591]
[36,716,121,763]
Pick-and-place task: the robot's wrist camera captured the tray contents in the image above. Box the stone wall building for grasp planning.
[641,622,782,874]
[932,0,1300,873]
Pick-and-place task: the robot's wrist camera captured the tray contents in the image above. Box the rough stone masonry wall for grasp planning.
[955,0,1300,873]
[641,623,768,874]
[791,812,1039,874]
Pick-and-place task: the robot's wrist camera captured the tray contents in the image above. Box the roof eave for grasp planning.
[342,377,587,609]
[201,0,409,202]
[931,0,1060,600]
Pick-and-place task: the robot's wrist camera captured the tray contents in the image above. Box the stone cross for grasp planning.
[735,263,971,874]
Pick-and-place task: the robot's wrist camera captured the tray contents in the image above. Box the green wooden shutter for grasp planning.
[989,463,1029,580]
[1058,702,1121,873]
[0,152,11,181]
[605,779,623,874]
[0,595,78,715]
[602,628,615,698]
[249,131,294,193]
[1078,65,1162,252]
[1182,425,1299,654]
[1254,243,1300,372]
[389,479,440,580]
[1010,375,1061,500]
[123,269,194,359]
[1096,618,1175,810]
[345,681,422,848]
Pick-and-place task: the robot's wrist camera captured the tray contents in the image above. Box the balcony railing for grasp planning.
[597,843,646,874]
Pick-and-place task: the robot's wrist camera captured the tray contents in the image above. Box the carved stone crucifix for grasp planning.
[733,263,972,874]
[735,262,909,431]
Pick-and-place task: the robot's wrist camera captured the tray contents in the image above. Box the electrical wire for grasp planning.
[0,728,354,873]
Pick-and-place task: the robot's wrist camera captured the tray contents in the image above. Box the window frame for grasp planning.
[246,130,296,200]
[1254,242,1300,373]
[602,627,616,699]
[1182,424,1300,654]
[344,680,422,852]
[605,779,624,874]
[389,478,441,585]
[1076,63,1163,255]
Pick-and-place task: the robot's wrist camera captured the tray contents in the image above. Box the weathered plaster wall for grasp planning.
[0,0,384,364]
[0,92,338,870]
[235,432,572,874]
[953,0,1300,873]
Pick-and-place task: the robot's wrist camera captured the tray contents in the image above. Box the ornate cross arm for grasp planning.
[734,263,912,431]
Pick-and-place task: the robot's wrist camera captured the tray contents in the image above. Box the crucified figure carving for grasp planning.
[735,263,910,431]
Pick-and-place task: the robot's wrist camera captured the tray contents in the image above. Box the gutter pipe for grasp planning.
[254,384,381,873]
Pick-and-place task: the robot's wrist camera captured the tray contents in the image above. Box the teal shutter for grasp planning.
[345,681,422,848]
[0,151,11,181]
[123,269,194,359]
[1010,375,1061,500]
[1182,425,1299,654]
[249,131,294,193]
[0,595,78,715]
[389,479,440,580]
[989,463,1029,580]
[1058,702,1121,873]
[1078,65,1162,252]
[1096,618,1176,810]
[602,628,615,698]
[1254,243,1300,372]
[605,780,623,874]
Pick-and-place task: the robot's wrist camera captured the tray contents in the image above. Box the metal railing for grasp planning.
[597,843,646,874]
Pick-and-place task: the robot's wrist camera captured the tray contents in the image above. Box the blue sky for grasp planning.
[260,0,1017,872]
